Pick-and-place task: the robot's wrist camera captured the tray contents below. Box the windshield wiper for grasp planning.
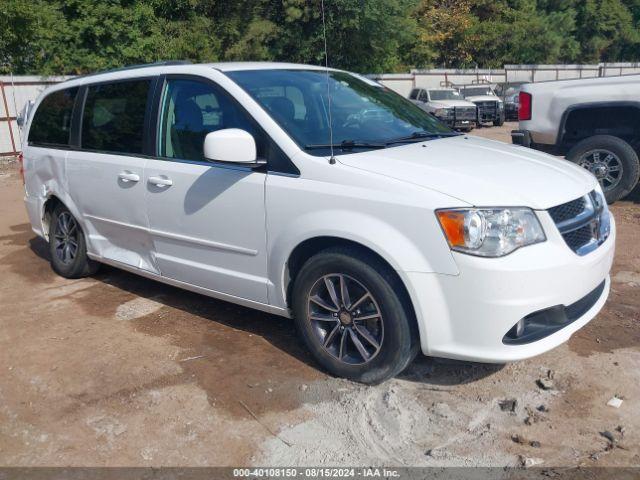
[385,131,461,145]
[304,140,387,151]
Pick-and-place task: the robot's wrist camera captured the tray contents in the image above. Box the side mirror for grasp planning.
[203,129,265,168]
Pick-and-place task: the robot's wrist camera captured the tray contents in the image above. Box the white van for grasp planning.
[21,62,615,383]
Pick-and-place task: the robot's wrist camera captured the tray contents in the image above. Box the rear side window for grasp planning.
[81,79,151,154]
[28,88,78,147]
[409,89,419,100]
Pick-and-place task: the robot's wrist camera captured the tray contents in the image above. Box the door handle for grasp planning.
[118,171,140,183]
[148,175,173,187]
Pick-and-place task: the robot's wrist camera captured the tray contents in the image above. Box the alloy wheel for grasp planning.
[578,149,624,192]
[307,274,384,365]
[53,212,78,265]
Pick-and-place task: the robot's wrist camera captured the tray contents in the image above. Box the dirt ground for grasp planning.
[0,123,638,468]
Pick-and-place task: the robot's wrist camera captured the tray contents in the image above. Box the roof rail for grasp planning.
[74,60,192,81]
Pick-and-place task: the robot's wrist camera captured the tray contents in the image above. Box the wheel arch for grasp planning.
[41,191,84,243]
[282,235,423,344]
[558,102,640,149]
[42,195,63,241]
[284,236,410,308]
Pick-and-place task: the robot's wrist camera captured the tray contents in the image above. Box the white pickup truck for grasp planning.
[409,87,477,131]
[512,74,640,203]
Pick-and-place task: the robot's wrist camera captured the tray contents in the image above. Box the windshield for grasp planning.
[429,90,462,101]
[227,69,452,156]
[462,87,494,97]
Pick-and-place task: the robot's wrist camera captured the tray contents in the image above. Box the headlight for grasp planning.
[592,186,611,240]
[436,208,546,257]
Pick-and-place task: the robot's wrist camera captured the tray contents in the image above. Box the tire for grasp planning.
[566,135,640,203]
[493,115,505,127]
[49,204,99,278]
[291,247,418,384]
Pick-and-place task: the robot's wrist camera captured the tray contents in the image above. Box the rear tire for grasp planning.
[493,115,505,127]
[49,204,99,278]
[292,247,418,384]
[566,135,640,203]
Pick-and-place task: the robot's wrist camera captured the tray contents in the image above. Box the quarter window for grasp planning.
[81,80,151,154]
[28,88,78,147]
[159,79,257,161]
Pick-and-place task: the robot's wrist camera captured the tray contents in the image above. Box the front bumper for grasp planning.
[444,119,476,129]
[406,211,616,363]
[437,116,476,130]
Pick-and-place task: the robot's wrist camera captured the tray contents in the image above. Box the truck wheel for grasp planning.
[49,204,99,278]
[291,247,418,384]
[566,135,640,203]
[493,115,505,127]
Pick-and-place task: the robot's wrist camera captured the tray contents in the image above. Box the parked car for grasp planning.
[409,87,477,131]
[460,84,505,126]
[498,83,526,121]
[22,61,614,384]
[512,75,640,203]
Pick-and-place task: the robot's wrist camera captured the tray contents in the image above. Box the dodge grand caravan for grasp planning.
[22,61,615,384]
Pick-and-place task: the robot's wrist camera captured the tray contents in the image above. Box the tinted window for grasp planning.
[409,89,419,100]
[159,79,258,161]
[81,80,150,154]
[28,88,78,146]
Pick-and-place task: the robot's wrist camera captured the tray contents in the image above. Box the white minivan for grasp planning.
[22,62,615,384]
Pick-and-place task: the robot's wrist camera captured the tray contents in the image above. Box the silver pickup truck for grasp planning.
[512,74,640,203]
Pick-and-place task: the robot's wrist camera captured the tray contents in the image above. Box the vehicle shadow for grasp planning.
[625,183,640,204]
[26,235,504,387]
[398,355,504,386]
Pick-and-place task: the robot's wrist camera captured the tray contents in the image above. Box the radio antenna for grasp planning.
[320,0,336,164]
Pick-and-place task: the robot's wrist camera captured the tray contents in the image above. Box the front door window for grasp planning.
[158,79,256,161]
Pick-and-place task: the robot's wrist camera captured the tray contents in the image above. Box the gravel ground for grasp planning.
[0,124,638,468]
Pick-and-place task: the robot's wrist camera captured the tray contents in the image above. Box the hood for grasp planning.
[466,95,501,103]
[337,135,597,209]
[428,99,476,108]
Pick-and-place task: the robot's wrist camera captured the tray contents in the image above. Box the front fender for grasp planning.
[266,208,459,310]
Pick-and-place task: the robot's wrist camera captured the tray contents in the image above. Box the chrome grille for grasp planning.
[474,101,498,122]
[548,197,587,224]
[563,224,595,251]
[454,106,476,121]
[548,191,610,256]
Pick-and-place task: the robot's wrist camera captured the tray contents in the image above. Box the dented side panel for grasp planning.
[65,149,157,273]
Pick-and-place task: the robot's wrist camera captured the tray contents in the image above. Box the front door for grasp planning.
[144,77,269,303]
[67,78,156,272]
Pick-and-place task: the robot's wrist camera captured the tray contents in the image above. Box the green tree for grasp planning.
[575,0,640,62]
[2,0,640,75]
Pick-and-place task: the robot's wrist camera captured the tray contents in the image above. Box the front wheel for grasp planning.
[291,247,417,384]
[566,135,640,203]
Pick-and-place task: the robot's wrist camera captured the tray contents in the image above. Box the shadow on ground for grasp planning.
[14,228,504,394]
